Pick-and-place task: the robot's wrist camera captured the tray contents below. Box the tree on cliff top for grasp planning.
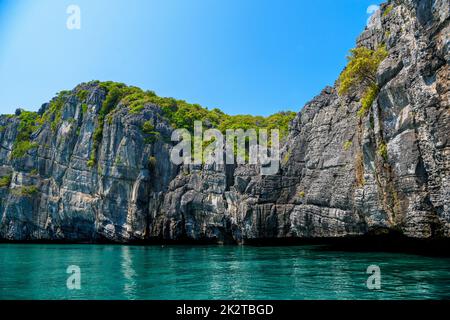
[338,45,388,97]
[338,45,388,118]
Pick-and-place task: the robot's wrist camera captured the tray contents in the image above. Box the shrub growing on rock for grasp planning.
[377,142,388,160]
[11,111,40,159]
[338,45,388,117]
[0,174,12,188]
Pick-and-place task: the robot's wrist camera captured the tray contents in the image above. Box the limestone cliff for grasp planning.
[0,0,448,243]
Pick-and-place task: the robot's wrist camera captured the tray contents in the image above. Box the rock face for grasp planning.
[0,0,449,243]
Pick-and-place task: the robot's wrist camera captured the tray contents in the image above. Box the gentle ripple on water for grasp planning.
[0,244,449,300]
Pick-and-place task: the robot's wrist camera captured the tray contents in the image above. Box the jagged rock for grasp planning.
[0,0,448,243]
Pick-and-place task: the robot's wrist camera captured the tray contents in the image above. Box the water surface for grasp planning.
[0,244,449,299]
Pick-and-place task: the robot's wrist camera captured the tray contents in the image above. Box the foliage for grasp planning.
[95,82,296,163]
[338,45,388,96]
[114,155,123,166]
[76,89,89,101]
[383,5,393,17]
[11,111,40,159]
[121,89,158,114]
[144,135,159,144]
[87,159,96,168]
[343,140,353,151]
[217,111,296,140]
[11,141,39,159]
[358,84,379,118]
[141,121,159,144]
[0,174,12,188]
[142,121,155,134]
[24,185,39,195]
[89,82,133,165]
[39,91,68,132]
[8,81,298,166]
[114,82,296,138]
[338,45,388,117]
[11,186,39,197]
[16,111,39,139]
[282,149,292,165]
[377,142,388,160]
[81,104,88,115]
[11,185,39,196]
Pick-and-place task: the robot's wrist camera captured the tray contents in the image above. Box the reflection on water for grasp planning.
[0,244,449,300]
[121,246,137,299]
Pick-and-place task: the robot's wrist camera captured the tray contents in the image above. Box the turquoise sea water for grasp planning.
[0,244,449,300]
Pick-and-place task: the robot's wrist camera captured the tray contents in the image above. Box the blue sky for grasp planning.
[0,0,382,116]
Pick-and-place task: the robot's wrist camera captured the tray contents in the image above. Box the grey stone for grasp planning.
[0,0,449,243]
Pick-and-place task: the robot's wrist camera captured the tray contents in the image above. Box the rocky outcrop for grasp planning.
[0,0,449,243]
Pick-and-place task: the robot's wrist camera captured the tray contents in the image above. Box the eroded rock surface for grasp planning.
[0,0,448,243]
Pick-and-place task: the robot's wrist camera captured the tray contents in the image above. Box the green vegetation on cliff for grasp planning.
[84,81,295,165]
[6,80,296,165]
[107,81,297,137]
[0,174,12,188]
[40,91,68,132]
[377,142,388,160]
[11,185,39,197]
[343,140,353,151]
[89,82,128,166]
[338,45,388,117]
[10,111,40,159]
[141,121,159,144]
[383,5,394,17]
